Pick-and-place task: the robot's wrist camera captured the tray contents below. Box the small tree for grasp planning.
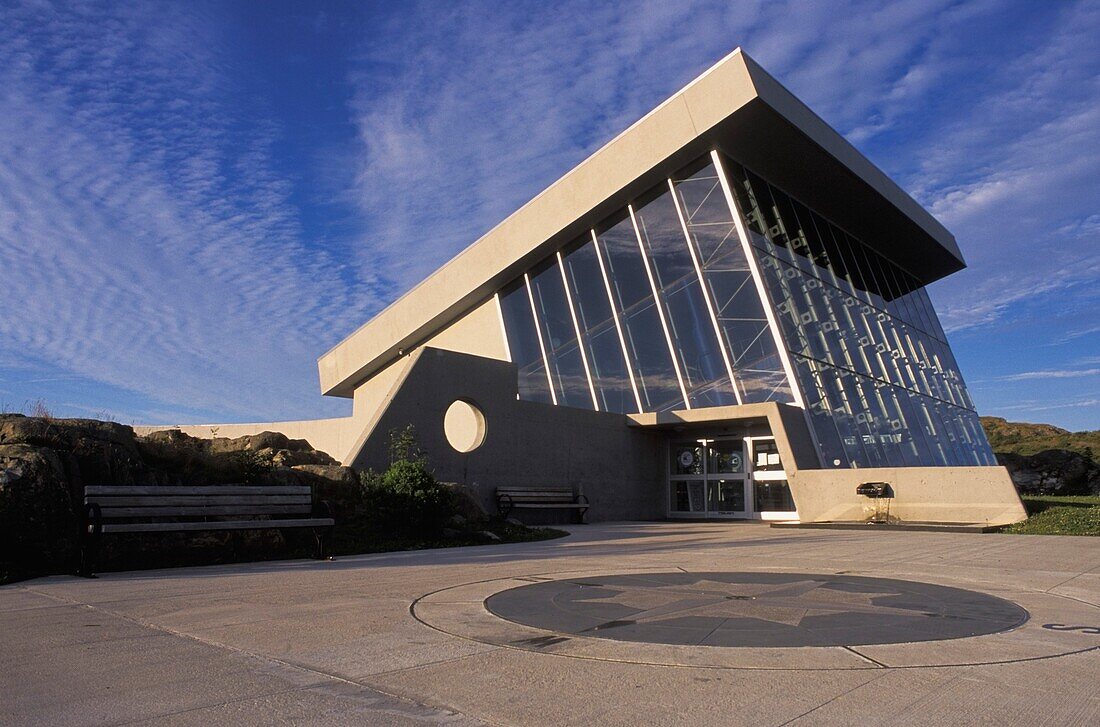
[359,425,454,540]
[388,425,425,465]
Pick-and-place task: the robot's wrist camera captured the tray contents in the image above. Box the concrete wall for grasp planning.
[787,466,1027,526]
[348,347,667,522]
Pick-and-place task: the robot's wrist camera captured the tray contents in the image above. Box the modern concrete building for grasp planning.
[147,49,1025,526]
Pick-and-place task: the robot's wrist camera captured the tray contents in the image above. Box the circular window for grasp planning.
[444,400,487,453]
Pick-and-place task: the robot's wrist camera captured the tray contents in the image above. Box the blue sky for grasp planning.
[0,0,1096,431]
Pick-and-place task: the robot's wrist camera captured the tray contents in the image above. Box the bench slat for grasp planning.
[500,494,576,499]
[100,518,334,533]
[85,486,311,496]
[503,492,576,499]
[509,503,588,509]
[86,495,311,507]
[498,491,575,496]
[96,505,313,518]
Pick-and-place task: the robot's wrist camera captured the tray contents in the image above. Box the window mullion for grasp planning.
[524,272,558,406]
[629,204,690,410]
[668,177,743,406]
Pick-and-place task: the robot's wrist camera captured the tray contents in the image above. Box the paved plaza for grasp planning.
[3,522,1099,725]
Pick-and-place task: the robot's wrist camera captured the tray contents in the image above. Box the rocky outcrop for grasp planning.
[439,482,490,523]
[0,415,360,582]
[0,442,77,579]
[998,449,1100,496]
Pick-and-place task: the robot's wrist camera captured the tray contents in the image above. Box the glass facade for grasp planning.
[498,157,794,415]
[496,149,994,470]
[723,157,996,469]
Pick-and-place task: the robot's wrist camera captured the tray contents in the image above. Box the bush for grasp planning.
[347,426,455,541]
[378,459,453,537]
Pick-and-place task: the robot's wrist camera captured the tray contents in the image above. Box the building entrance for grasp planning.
[668,436,797,519]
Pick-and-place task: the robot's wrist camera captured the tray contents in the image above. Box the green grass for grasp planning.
[1001,495,1100,536]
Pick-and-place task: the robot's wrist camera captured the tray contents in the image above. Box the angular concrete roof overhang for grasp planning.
[319,49,964,398]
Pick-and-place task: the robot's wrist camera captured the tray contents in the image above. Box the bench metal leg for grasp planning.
[78,503,102,578]
[497,494,514,520]
[312,500,335,560]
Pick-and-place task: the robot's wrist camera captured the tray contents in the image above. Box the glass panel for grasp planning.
[670,441,704,476]
[633,188,735,409]
[498,279,552,404]
[670,480,706,512]
[754,481,796,512]
[708,479,746,513]
[707,439,745,474]
[751,439,784,472]
[723,157,996,468]
[674,162,794,403]
[527,259,593,409]
[559,239,636,413]
[597,213,684,411]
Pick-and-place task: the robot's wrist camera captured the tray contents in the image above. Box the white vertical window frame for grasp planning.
[591,229,643,413]
[629,204,691,410]
[711,150,805,410]
[667,177,744,406]
[524,272,558,406]
[493,293,512,363]
[557,250,600,410]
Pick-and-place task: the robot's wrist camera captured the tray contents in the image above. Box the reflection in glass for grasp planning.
[707,480,746,512]
[597,214,685,411]
[673,162,793,404]
[670,481,706,512]
[560,238,638,413]
[498,280,552,404]
[707,438,744,473]
[634,187,736,409]
[526,258,594,409]
[754,481,796,512]
[670,441,704,475]
[723,157,996,468]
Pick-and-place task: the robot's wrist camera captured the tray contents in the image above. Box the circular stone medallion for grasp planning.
[485,572,1029,648]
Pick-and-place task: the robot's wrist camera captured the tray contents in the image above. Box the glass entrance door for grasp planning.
[748,437,797,518]
[669,438,749,518]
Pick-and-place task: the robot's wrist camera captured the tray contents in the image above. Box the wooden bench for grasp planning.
[495,487,589,523]
[79,485,335,577]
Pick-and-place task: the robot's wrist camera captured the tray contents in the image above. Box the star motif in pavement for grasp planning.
[570,576,923,630]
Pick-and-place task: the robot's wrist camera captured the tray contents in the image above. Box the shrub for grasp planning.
[380,459,453,536]
[350,427,455,541]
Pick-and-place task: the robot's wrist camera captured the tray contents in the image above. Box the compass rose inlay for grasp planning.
[485,572,1029,648]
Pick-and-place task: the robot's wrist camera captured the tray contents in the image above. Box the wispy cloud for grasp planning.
[998,368,1100,382]
[994,398,1100,413]
[0,2,382,422]
[1,0,1096,429]
[346,0,1099,339]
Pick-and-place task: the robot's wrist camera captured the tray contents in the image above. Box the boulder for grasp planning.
[262,448,337,468]
[0,414,146,491]
[209,431,315,455]
[998,449,1100,495]
[291,464,361,514]
[292,464,358,486]
[439,482,490,523]
[0,414,139,456]
[0,443,77,578]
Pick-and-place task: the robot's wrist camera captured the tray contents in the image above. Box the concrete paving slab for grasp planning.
[3,522,1099,725]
